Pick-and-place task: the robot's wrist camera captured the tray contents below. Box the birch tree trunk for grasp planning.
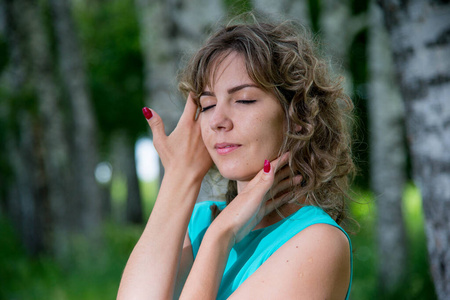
[134,0,227,202]
[368,1,407,294]
[49,0,102,241]
[378,1,450,298]
[11,0,73,258]
[5,115,47,255]
[1,0,49,256]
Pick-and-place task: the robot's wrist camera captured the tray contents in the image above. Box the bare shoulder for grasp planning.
[295,223,350,256]
[229,223,351,300]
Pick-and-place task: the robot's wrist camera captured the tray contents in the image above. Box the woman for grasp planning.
[118,17,355,300]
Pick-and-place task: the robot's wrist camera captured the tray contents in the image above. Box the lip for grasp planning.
[214,143,242,155]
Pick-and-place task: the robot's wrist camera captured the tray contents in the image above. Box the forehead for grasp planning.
[205,52,252,91]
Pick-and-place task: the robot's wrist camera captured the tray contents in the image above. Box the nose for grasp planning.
[209,104,233,132]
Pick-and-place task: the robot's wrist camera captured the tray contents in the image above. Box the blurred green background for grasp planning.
[0,0,440,299]
[0,183,436,299]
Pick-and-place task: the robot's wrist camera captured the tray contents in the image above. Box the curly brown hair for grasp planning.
[178,17,355,224]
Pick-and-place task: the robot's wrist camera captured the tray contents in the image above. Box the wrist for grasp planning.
[164,166,207,186]
[205,219,236,248]
[161,170,203,189]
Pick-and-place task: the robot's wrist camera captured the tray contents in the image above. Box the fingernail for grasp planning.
[264,159,271,173]
[142,107,153,120]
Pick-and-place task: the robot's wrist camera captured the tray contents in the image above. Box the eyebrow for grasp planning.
[228,84,259,94]
[200,84,259,98]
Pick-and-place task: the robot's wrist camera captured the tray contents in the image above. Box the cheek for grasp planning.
[264,113,286,150]
[199,117,209,141]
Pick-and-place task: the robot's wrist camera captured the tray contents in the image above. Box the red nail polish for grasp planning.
[142,107,153,120]
[264,159,271,173]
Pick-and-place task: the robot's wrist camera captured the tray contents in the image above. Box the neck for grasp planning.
[236,180,249,194]
[236,179,302,230]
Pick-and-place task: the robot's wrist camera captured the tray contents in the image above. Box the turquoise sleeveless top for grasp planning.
[188,201,352,300]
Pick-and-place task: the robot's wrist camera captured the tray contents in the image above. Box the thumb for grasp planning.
[142,107,166,143]
[250,159,275,195]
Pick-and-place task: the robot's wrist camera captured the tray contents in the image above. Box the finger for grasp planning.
[273,165,292,183]
[255,159,277,195]
[142,107,166,143]
[264,192,292,214]
[273,152,290,172]
[179,93,199,123]
[243,159,275,197]
[270,175,303,198]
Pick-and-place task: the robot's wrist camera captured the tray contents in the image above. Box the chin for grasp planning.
[217,166,258,182]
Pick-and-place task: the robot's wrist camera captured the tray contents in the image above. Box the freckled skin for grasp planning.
[199,52,285,192]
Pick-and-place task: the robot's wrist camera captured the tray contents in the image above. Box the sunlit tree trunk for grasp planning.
[11,0,73,258]
[378,1,450,298]
[134,0,227,202]
[49,0,103,241]
[368,1,408,294]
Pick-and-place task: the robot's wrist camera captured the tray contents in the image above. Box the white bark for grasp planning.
[12,0,73,258]
[378,1,450,298]
[368,1,407,293]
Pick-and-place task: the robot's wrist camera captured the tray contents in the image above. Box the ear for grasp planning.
[294,124,302,133]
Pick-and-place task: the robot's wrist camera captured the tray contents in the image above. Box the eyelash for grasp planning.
[200,100,256,112]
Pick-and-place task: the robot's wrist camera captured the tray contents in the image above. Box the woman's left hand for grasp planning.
[211,153,302,244]
[180,154,303,299]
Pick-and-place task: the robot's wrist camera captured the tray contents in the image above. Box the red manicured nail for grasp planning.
[142,107,153,120]
[264,159,271,173]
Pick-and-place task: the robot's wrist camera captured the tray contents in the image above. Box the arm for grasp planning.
[117,95,212,300]
[117,174,199,300]
[173,231,194,299]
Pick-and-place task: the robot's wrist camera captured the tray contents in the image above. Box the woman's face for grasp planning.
[198,52,285,185]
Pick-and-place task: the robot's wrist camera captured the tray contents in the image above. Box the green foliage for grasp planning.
[109,175,158,220]
[0,216,143,300]
[349,28,371,189]
[350,184,437,299]
[73,0,145,146]
[308,0,320,33]
[0,175,159,300]
[224,0,252,16]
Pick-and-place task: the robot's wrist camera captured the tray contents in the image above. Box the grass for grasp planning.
[0,181,437,299]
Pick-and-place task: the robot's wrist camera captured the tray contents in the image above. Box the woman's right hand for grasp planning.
[143,93,213,182]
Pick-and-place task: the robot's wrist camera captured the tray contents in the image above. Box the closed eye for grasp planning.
[200,104,215,112]
[201,100,256,112]
[237,100,257,104]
